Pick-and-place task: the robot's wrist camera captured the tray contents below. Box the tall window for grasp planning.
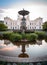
[39,27,41,29]
[35,27,36,29]
[15,27,16,29]
[30,23,31,25]
[30,27,31,29]
[11,27,12,29]
[13,27,14,29]
[39,22,41,25]
[6,22,7,24]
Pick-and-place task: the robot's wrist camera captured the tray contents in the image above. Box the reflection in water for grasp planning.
[36,40,42,45]
[0,40,47,58]
[18,44,29,58]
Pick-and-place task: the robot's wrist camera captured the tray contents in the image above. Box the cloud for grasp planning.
[0,9,4,13]
[0,9,5,20]
[0,4,47,22]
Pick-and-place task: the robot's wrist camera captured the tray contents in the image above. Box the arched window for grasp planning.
[6,22,7,24]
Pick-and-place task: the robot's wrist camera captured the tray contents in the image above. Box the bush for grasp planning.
[3,32,11,40]
[9,33,22,42]
[26,33,38,41]
[21,33,26,40]
[0,23,7,31]
[35,31,45,40]
[26,34,30,40]
[43,21,47,31]
[45,33,47,42]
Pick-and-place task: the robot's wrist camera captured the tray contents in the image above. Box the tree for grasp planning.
[0,23,7,31]
[43,21,47,31]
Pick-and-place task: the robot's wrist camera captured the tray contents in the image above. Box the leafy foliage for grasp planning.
[26,33,38,41]
[43,21,47,31]
[35,31,45,40]
[9,33,22,42]
[0,23,7,31]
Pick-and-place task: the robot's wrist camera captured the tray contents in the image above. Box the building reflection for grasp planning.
[36,40,42,45]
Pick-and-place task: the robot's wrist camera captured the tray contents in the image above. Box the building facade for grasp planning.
[4,16,43,30]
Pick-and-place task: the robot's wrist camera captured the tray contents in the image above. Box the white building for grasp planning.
[4,16,43,30]
[4,17,17,29]
[29,17,43,30]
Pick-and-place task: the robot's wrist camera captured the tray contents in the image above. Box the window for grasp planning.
[39,23,41,25]
[11,27,12,29]
[35,27,36,29]
[6,22,7,24]
[15,27,16,29]
[32,27,33,28]
[13,27,14,29]
[30,23,31,25]
[30,27,31,29]
[39,27,41,29]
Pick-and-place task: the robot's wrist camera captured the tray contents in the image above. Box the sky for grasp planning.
[0,0,47,22]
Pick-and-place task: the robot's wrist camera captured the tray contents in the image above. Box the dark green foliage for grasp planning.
[0,61,6,65]
[35,31,45,40]
[0,31,47,42]
[43,21,47,31]
[45,33,47,42]
[9,33,22,42]
[3,33,11,40]
[41,61,47,65]
[26,34,30,40]
[21,32,26,40]
[0,23,7,31]
[26,33,38,41]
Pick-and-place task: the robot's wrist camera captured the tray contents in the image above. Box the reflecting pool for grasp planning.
[0,40,47,62]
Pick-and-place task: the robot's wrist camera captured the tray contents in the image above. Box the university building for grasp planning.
[4,15,43,30]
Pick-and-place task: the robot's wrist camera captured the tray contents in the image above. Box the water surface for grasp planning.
[0,40,47,62]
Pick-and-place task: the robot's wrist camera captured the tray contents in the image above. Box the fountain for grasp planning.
[18,9,29,32]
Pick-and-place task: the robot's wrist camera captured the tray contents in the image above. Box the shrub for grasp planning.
[3,33,11,40]
[26,34,30,40]
[9,33,22,42]
[26,33,38,41]
[35,31,45,40]
[21,33,26,40]
[43,21,47,31]
[0,23,7,31]
[45,33,47,42]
